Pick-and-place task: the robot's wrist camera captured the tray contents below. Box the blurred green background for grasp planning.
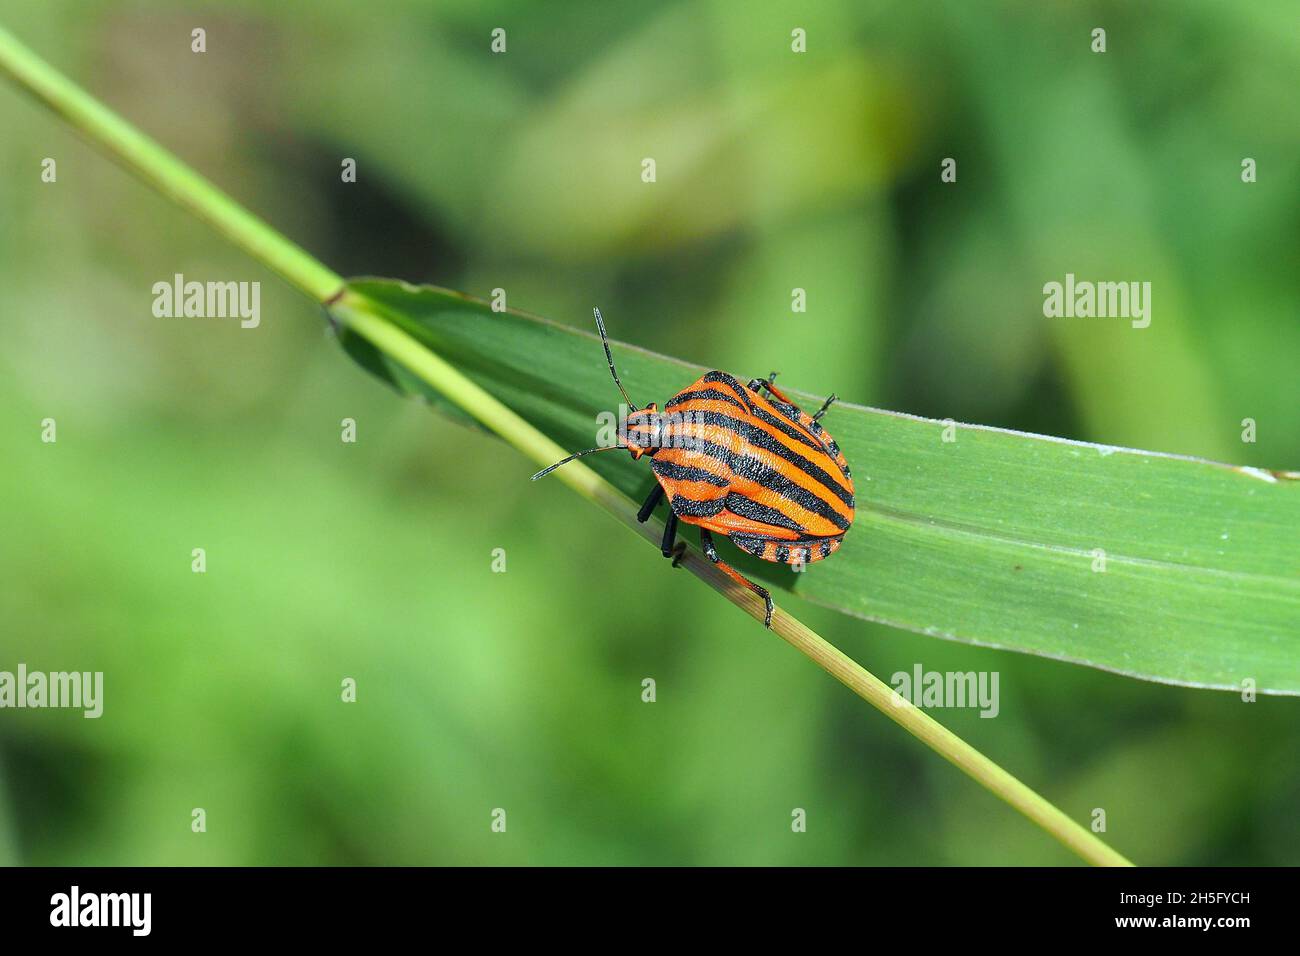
[1,1,1297,865]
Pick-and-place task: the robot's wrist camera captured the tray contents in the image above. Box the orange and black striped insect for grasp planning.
[532,308,855,627]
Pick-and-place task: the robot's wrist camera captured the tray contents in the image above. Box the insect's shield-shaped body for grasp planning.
[647,371,853,563]
[533,309,856,627]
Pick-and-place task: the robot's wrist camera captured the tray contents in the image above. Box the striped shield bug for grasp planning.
[532,308,855,627]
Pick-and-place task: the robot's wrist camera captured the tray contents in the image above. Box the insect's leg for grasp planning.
[812,393,838,422]
[637,483,665,523]
[750,375,798,407]
[661,510,679,559]
[698,529,775,628]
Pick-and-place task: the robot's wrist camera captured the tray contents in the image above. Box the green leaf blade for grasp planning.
[340,278,1300,694]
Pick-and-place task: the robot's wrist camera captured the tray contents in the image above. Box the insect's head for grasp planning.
[531,307,657,482]
[621,403,660,460]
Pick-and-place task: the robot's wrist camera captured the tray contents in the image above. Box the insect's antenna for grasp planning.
[530,444,628,481]
[593,307,638,412]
